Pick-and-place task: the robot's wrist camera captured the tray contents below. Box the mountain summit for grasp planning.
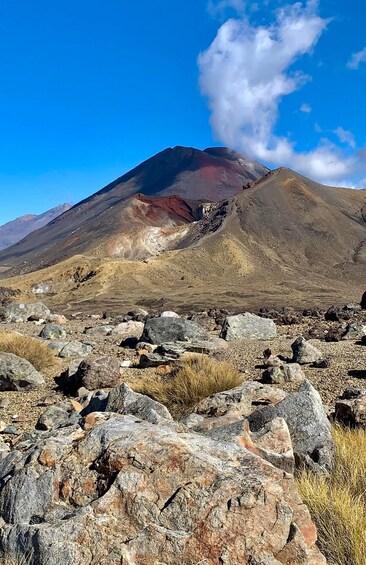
[0,146,268,273]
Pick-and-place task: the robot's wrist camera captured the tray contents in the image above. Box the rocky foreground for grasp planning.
[0,294,365,563]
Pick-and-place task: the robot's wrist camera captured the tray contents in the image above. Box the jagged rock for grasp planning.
[77,355,121,391]
[104,384,173,424]
[0,414,325,564]
[0,301,51,323]
[291,337,323,364]
[0,353,45,391]
[36,401,80,431]
[138,352,176,368]
[110,321,144,337]
[263,364,305,385]
[341,323,366,340]
[58,341,93,358]
[194,381,287,418]
[141,317,209,345]
[39,323,67,340]
[335,388,366,427]
[248,381,334,473]
[207,417,295,474]
[220,313,277,341]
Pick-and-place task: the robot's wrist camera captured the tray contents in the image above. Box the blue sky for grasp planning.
[1,0,366,224]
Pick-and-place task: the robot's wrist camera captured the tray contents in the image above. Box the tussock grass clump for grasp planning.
[0,332,58,372]
[132,354,243,418]
[298,425,366,565]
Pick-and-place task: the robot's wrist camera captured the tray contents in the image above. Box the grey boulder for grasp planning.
[220,313,277,341]
[141,317,209,345]
[249,381,334,473]
[291,337,323,364]
[0,352,45,391]
[0,415,325,565]
[0,301,51,323]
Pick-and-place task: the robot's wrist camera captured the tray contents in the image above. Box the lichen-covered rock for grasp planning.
[141,317,209,345]
[58,341,93,358]
[0,301,51,323]
[220,313,277,341]
[0,352,45,391]
[0,414,325,564]
[39,323,67,340]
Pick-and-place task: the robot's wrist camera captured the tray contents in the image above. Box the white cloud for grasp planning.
[198,1,364,185]
[334,127,356,148]
[347,47,366,70]
[208,0,246,17]
[300,103,312,113]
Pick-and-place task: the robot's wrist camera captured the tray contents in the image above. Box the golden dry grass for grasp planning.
[0,332,58,372]
[131,354,243,418]
[298,425,366,565]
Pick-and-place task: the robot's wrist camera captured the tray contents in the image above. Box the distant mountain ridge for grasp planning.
[0,204,72,251]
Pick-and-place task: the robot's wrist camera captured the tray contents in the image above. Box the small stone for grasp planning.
[0,398,10,409]
[312,358,332,369]
[1,425,18,435]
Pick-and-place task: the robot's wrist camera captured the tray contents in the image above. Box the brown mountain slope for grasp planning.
[0,203,71,251]
[2,168,365,312]
[0,146,268,275]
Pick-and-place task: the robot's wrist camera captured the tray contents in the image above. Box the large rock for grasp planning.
[0,301,50,323]
[77,355,121,390]
[249,381,334,473]
[110,320,144,337]
[291,337,323,365]
[58,341,93,358]
[141,317,209,345]
[0,352,45,391]
[0,414,325,564]
[263,363,305,385]
[220,313,277,341]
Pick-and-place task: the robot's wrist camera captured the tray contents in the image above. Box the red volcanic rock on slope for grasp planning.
[0,146,268,274]
[0,203,71,251]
